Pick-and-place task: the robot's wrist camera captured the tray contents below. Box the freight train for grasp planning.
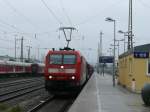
[44,48,94,94]
[0,60,45,78]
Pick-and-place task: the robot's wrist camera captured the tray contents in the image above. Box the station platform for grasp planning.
[69,73,150,112]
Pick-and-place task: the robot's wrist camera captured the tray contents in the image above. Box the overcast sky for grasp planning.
[0,0,149,64]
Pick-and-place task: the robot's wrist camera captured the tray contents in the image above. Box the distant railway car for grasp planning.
[31,63,39,74]
[0,60,45,78]
[31,63,45,75]
[87,63,94,79]
[44,49,93,94]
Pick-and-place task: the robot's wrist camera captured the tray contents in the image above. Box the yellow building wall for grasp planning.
[118,57,126,86]
[133,58,150,92]
[118,55,132,88]
[118,53,150,93]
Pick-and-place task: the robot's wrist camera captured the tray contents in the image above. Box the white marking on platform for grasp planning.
[40,101,45,103]
[95,74,102,112]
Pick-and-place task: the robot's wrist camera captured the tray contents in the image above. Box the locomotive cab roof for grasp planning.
[59,47,75,51]
[52,47,75,51]
[47,49,84,57]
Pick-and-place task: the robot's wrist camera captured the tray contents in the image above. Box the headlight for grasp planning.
[71,76,75,80]
[49,75,52,79]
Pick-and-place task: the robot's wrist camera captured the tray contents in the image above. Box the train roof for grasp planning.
[0,60,45,67]
[47,50,82,55]
[0,60,31,66]
[32,63,45,67]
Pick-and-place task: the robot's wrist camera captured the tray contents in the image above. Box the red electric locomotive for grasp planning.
[44,48,91,94]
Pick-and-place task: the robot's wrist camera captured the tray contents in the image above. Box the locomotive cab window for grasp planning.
[50,54,62,64]
[63,55,76,64]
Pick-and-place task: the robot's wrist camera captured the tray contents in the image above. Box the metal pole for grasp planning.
[14,34,18,60]
[128,0,133,50]
[113,20,116,87]
[15,37,16,60]
[99,31,103,75]
[109,51,111,56]
[124,34,126,52]
[100,31,103,56]
[28,47,31,61]
[27,46,32,61]
[109,48,112,56]
[105,17,116,86]
[131,0,133,49]
[38,48,39,61]
[118,41,119,58]
[20,37,24,62]
[115,39,124,57]
[128,0,130,50]
[97,43,100,74]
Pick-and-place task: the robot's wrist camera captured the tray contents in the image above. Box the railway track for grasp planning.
[0,77,76,112]
[56,99,74,112]
[0,82,43,97]
[0,77,43,88]
[27,96,75,112]
[0,84,44,102]
[27,96,55,112]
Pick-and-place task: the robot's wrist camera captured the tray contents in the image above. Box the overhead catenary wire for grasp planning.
[2,0,38,29]
[0,19,36,38]
[40,0,63,25]
[0,18,22,32]
[76,0,124,27]
[0,28,10,34]
[0,22,18,32]
[0,20,34,36]
[0,38,13,42]
[0,0,58,38]
[59,0,73,26]
[0,47,12,50]
[0,21,57,40]
[0,46,17,50]
[0,0,72,40]
[137,0,150,9]
[0,21,38,40]
[0,24,27,38]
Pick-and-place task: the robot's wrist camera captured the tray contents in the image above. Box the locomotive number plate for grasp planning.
[58,69,65,73]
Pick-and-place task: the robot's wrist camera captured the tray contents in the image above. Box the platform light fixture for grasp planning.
[105,17,116,87]
[118,30,128,52]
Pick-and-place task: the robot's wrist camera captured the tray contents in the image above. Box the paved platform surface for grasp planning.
[68,73,150,112]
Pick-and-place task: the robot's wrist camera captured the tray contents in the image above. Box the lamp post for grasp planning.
[14,36,20,60]
[108,48,113,56]
[105,17,116,87]
[99,31,103,56]
[118,30,128,52]
[115,39,124,58]
[26,46,32,61]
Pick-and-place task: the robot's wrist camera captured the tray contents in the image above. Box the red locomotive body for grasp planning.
[44,50,89,93]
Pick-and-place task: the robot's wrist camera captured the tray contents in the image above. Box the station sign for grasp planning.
[134,52,149,58]
[99,56,114,63]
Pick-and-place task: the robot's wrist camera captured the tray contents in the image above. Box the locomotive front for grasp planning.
[44,50,84,94]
